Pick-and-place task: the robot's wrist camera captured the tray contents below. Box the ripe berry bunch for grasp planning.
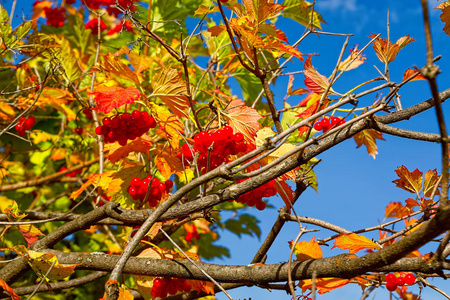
[15,116,35,137]
[178,126,248,172]
[126,176,173,207]
[43,7,66,27]
[313,116,345,133]
[151,277,191,298]
[231,179,277,210]
[95,110,156,146]
[385,273,416,292]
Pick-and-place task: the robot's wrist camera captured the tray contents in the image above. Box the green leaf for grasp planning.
[197,233,230,260]
[225,214,261,238]
[281,0,325,30]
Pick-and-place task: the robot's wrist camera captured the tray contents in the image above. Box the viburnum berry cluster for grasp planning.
[126,176,173,207]
[107,20,133,35]
[43,7,66,27]
[177,126,248,173]
[313,116,345,133]
[95,110,156,145]
[230,179,277,210]
[85,19,107,35]
[15,116,35,137]
[385,272,416,292]
[151,277,191,299]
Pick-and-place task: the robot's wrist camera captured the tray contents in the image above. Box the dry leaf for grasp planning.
[291,237,323,261]
[392,166,422,195]
[332,233,380,254]
[353,129,385,159]
[298,277,350,295]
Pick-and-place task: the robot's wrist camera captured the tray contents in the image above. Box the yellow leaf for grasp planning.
[150,104,184,149]
[332,233,380,254]
[150,67,190,118]
[0,102,15,121]
[97,53,141,85]
[194,5,220,15]
[353,129,385,159]
[30,130,58,144]
[291,237,323,261]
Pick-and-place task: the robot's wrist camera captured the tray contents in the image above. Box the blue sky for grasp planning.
[2,0,450,299]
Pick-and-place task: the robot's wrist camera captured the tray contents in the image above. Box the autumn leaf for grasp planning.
[31,0,52,20]
[290,237,323,261]
[150,67,190,118]
[106,135,153,164]
[0,101,15,121]
[274,178,294,210]
[353,129,385,159]
[369,33,414,64]
[222,98,262,143]
[304,57,337,95]
[438,4,450,37]
[332,233,380,254]
[154,144,193,182]
[402,68,426,82]
[70,170,121,199]
[285,74,309,100]
[385,202,410,219]
[91,85,140,114]
[392,166,423,195]
[97,53,141,85]
[338,45,366,71]
[298,277,351,295]
[0,196,24,219]
[0,279,21,300]
[423,169,440,197]
[18,224,45,246]
[11,245,80,281]
[282,0,325,30]
[150,103,184,149]
[194,5,220,15]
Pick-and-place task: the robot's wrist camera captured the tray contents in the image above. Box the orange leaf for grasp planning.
[0,279,21,300]
[0,101,15,121]
[423,169,440,197]
[31,0,52,20]
[353,129,385,159]
[18,224,45,246]
[117,285,134,300]
[304,57,336,95]
[392,166,423,194]
[223,99,262,143]
[402,68,426,82]
[338,45,366,71]
[385,202,410,219]
[150,67,190,118]
[298,277,350,295]
[332,233,380,254]
[107,135,153,164]
[274,179,294,211]
[438,4,450,37]
[91,85,140,114]
[369,33,414,64]
[207,24,227,37]
[290,237,323,261]
[70,171,119,200]
[154,144,188,180]
[187,279,215,295]
[295,92,328,120]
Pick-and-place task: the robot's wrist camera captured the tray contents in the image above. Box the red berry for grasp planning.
[165,180,173,189]
[396,276,405,286]
[386,273,396,284]
[256,201,266,210]
[219,0,228,3]
[24,116,35,129]
[75,127,83,135]
[153,278,163,288]
[386,282,397,292]
[233,132,244,143]
[331,116,341,125]
[313,122,323,131]
[404,273,415,285]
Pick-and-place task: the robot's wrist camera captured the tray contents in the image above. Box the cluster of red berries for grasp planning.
[177,126,248,173]
[95,110,156,146]
[85,19,107,35]
[59,166,82,177]
[230,179,277,210]
[386,273,415,292]
[151,277,191,299]
[82,0,136,16]
[82,109,93,119]
[313,116,345,133]
[126,176,173,207]
[15,116,35,137]
[42,6,66,27]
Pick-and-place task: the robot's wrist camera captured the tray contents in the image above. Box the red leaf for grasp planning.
[18,224,45,246]
[274,179,294,211]
[0,279,21,300]
[91,85,140,114]
[304,57,336,95]
[402,68,426,82]
[106,135,153,164]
